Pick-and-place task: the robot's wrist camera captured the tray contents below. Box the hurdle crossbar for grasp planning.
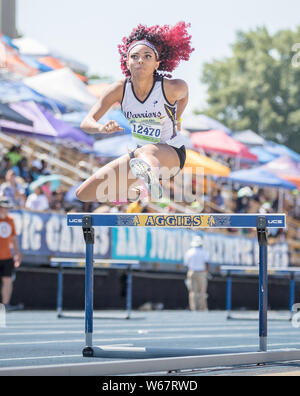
[50,258,140,320]
[67,212,286,228]
[66,213,300,369]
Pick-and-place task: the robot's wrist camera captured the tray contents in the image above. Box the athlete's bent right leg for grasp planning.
[75,154,140,203]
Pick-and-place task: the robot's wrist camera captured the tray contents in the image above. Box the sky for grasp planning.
[17,0,300,114]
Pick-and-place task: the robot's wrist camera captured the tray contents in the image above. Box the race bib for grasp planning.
[129,118,162,144]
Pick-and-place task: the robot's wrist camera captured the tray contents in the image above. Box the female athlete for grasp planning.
[76,22,194,204]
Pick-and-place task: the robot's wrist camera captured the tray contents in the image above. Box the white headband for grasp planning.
[127,40,159,59]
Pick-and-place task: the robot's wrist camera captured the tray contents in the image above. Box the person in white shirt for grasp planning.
[25,186,49,212]
[184,236,209,311]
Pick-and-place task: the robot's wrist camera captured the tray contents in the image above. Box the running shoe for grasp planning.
[129,158,162,200]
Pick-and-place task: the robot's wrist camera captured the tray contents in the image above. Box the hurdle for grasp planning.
[221,265,300,321]
[67,212,300,369]
[50,257,140,320]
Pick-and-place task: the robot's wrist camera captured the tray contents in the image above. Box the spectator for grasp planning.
[0,157,11,179]
[29,160,43,181]
[211,187,225,211]
[40,159,51,176]
[236,187,253,213]
[25,186,49,212]
[40,182,52,203]
[184,236,209,311]
[0,197,22,310]
[0,169,26,207]
[4,145,24,167]
[17,158,31,182]
[50,189,65,212]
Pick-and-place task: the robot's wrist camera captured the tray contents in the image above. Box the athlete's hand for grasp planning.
[14,253,22,268]
[102,121,124,134]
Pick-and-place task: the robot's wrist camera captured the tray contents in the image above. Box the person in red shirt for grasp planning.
[0,198,22,309]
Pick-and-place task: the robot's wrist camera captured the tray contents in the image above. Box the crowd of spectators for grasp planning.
[0,144,299,233]
[0,144,67,213]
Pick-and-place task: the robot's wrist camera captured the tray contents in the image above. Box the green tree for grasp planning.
[199,26,300,153]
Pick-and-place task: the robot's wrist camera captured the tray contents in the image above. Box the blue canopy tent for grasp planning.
[228,167,297,190]
[0,34,19,50]
[93,132,193,158]
[249,147,278,164]
[264,141,300,163]
[19,54,53,73]
[0,80,66,113]
[62,108,131,134]
[93,134,134,157]
[0,101,94,149]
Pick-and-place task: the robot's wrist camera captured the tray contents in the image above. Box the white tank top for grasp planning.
[121,76,185,148]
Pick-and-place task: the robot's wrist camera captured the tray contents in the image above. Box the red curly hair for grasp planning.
[118,22,194,77]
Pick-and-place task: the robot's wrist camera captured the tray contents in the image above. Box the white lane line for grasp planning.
[0,354,82,362]
[0,327,258,336]
[0,323,294,334]
[0,331,298,346]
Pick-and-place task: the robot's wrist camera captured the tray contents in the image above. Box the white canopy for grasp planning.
[12,37,50,56]
[234,130,265,146]
[24,68,97,111]
[182,114,231,134]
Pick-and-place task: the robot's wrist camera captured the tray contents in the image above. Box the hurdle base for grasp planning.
[86,345,259,359]
[57,312,145,320]
[82,346,94,357]
[227,311,292,322]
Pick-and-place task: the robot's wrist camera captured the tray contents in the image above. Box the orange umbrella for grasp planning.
[277,175,300,190]
[263,156,300,190]
[39,56,87,82]
[184,149,231,176]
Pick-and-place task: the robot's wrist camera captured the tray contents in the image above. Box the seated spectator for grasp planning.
[236,187,253,213]
[17,158,31,182]
[4,145,24,167]
[29,160,43,181]
[25,186,49,212]
[0,169,26,207]
[259,201,273,214]
[0,157,11,179]
[50,189,65,212]
[40,159,51,176]
[211,187,225,210]
[40,182,52,203]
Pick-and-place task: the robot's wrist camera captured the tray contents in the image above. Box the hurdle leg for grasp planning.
[56,265,63,318]
[226,271,232,320]
[289,272,295,321]
[257,216,268,352]
[126,265,133,320]
[82,216,95,357]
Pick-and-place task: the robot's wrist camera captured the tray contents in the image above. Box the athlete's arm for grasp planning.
[164,79,189,131]
[80,80,125,134]
[11,235,22,268]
